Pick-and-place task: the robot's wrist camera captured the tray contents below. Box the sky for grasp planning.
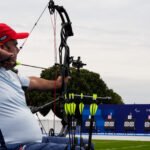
[1,0,150,104]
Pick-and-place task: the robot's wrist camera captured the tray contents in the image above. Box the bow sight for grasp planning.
[72,56,87,72]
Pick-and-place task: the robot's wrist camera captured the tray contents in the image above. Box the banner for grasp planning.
[82,104,150,134]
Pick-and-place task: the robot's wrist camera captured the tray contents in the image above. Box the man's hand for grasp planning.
[56,76,71,88]
[28,76,71,91]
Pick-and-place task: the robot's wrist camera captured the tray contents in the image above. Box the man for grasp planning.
[0,23,68,150]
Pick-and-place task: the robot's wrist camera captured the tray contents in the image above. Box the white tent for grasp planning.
[34,110,62,134]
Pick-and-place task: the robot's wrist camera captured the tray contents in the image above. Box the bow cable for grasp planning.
[49,11,58,135]
[19,2,49,50]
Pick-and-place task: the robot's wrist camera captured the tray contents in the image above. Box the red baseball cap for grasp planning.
[0,23,29,45]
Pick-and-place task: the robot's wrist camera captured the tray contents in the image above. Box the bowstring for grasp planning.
[19,0,70,136]
[19,1,58,135]
[20,2,49,134]
[19,2,49,50]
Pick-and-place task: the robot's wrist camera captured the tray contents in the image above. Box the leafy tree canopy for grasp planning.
[26,65,124,108]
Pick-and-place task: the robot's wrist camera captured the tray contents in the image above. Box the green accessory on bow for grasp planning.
[79,102,84,114]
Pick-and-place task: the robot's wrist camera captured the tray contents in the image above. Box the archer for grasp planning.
[0,23,69,150]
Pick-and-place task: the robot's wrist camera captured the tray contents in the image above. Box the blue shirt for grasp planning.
[0,67,42,144]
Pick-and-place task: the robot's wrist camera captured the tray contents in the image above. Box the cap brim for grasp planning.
[13,32,29,39]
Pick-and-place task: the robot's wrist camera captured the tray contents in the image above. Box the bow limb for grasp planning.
[48,0,73,96]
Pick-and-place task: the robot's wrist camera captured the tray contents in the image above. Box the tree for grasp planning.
[26,65,124,118]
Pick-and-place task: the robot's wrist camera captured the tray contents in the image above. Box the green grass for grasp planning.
[92,140,150,150]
